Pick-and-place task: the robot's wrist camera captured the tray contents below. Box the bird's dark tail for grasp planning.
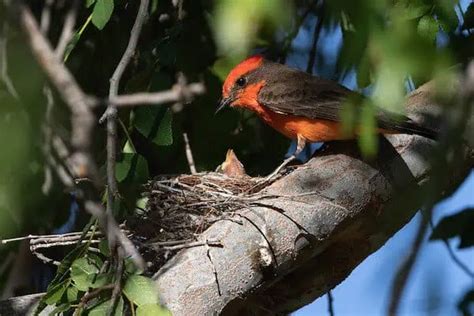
[390,119,438,140]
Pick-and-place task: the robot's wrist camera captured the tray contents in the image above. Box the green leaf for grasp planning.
[458,289,474,316]
[116,153,133,182]
[430,208,474,248]
[116,153,149,183]
[462,2,474,30]
[153,109,173,146]
[125,257,143,275]
[151,0,159,14]
[417,15,439,43]
[70,257,100,291]
[356,55,371,88]
[393,0,431,20]
[123,275,158,306]
[211,57,240,81]
[132,154,150,183]
[133,107,173,146]
[136,304,172,316]
[44,279,70,305]
[99,239,110,257]
[214,0,291,56]
[358,102,378,157]
[122,140,136,154]
[88,296,124,316]
[86,0,96,8]
[66,285,79,302]
[92,0,114,30]
[48,303,71,315]
[134,107,157,137]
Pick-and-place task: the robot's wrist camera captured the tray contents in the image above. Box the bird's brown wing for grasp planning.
[257,72,353,122]
[257,70,437,139]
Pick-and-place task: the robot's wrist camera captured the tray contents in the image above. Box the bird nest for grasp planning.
[127,172,266,274]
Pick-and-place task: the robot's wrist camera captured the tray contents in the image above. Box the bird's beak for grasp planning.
[215,97,232,114]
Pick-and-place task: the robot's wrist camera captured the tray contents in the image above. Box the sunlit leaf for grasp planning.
[213,0,291,56]
[49,303,71,315]
[86,0,96,8]
[417,15,439,43]
[137,304,172,316]
[88,296,124,316]
[393,0,431,20]
[66,285,79,302]
[123,275,158,306]
[92,0,114,30]
[358,102,378,157]
[70,257,100,291]
[44,279,70,305]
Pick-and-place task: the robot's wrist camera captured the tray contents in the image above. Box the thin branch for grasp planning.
[40,0,53,34]
[55,0,79,58]
[429,218,474,279]
[150,239,221,251]
[183,133,197,174]
[108,252,124,316]
[327,290,334,316]
[306,1,325,74]
[19,4,98,183]
[107,82,205,107]
[0,21,19,99]
[388,213,430,316]
[104,0,149,232]
[280,3,315,63]
[41,85,54,194]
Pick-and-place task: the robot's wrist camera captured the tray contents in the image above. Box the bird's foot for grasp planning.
[258,155,296,185]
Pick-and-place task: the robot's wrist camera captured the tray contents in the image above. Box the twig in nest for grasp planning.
[149,238,222,251]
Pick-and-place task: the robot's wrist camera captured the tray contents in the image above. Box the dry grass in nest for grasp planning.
[127,172,267,274]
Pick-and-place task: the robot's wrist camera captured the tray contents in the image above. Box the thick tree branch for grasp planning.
[151,83,472,314]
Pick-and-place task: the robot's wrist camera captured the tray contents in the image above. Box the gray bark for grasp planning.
[153,85,473,315]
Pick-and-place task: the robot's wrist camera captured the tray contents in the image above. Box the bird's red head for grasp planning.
[216,55,265,113]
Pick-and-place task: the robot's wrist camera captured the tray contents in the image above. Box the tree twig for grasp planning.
[0,21,19,99]
[183,133,197,174]
[40,0,54,34]
[104,82,205,107]
[306,1,325,74]
[104,0,149,240]
[388,212,430,316]
[327,290,334,316]
[55,0,79,58]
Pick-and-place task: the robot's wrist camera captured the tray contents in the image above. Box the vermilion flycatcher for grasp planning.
[216,55,436,178]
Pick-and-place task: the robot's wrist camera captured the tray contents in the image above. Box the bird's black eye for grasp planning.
[236,77,247,87]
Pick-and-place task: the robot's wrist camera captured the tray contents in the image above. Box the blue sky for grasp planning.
[285,2,474,315]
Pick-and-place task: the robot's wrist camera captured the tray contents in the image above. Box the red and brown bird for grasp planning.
[216,55,436,178]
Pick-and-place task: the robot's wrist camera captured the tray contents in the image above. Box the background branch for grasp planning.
[103,0,148,256]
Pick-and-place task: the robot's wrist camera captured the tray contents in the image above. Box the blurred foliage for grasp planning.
[0,0,473,314]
